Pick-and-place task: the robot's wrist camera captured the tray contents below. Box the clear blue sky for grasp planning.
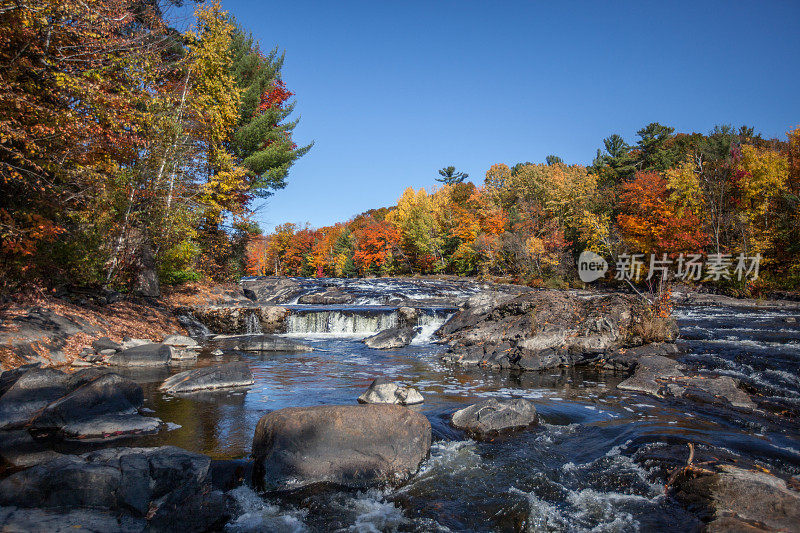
[198,1,800,230]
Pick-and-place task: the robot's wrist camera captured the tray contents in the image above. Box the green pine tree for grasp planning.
[436,165,469,185]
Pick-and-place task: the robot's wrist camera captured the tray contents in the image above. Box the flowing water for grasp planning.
[121,281,800,532]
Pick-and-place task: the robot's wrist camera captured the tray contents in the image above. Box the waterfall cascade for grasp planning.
[286,308,398,335]
[245,312,263,334]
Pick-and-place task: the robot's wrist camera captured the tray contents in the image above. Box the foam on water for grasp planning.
[226,486,308,533]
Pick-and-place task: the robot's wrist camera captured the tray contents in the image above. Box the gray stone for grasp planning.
[161,334,198,348]
[252,404,431,490]
[617,355,684,396]
[91,336,121,353]
[363,327,416,349]
[0,506,145,532]
[357,379,424,405]
[107,344,171,366]
[451,398,538,437]
[121,338,150,350]
[212,334,312,352]
[159,362,254,394]
[0,367,69,429]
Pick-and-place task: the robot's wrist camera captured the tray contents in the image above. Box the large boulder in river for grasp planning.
[0,446,227,531]
[440,290,677,371]
[159,362,254,394]
[670,464,800,532]
[28,371,160,441]
[212,334,312,352]
[106,343,171,367]
[0,367,69,429]
[363,326,416,349]
[357,379,424,405]
[451,398,538,437]
[252,404,431,490]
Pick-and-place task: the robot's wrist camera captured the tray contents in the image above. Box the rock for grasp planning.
[107,343,171,366]
[85,353,105,363]
[670,464,800,532]
[186,305,289,334]
[363,327,416,349]
[0,446,226,531]
[210,349,224,357]
[785,317,797,324]
[617,355,684,396]
[397,306,420,327]
[212,334,312,352]
[599,343,681,371]
[0,367,69,429]
[451,398,538,437]
[298,288,354,305]
[240,277,309,304]
[618,355,756,409]
[167,346,199,360]
[440,290,676,372]
[99,348,117,356]
[91,336,121,353]
[28,372,157,441]
[121,338,151,350]
[161,334,198,348]
[0,507,145,532]
[0,430,63,468]
[252,404,431,490]
[159,363,254,394]
[357,379,424,405]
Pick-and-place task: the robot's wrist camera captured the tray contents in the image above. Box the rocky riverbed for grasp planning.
[0,277,799,531]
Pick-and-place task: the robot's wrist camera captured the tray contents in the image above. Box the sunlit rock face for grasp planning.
[439,290,678,372]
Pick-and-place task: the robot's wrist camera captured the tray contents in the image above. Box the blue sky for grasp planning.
[190,1,800,230]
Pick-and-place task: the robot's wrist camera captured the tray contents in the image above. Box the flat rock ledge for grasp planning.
[618,355,756,410]
[363,327,417,349]
[357,379,424,405]
[211,334,313,352]
[451,398,538,438]
[0,446,227,532]
[439,290,677,372]
[252,404,431,490]
[670,464,800,532]
[159,362,254,394]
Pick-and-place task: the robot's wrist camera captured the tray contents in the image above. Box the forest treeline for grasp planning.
[250,123,800,294]
[0,0,309,295]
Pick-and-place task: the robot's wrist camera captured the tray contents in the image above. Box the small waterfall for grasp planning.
[286,309,398,335]
[411,310,455,344]
[245,312,263,334]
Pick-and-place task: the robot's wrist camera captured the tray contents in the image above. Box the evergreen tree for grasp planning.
[436,166,469,185]
[229,23,312,197]
[599,134,636,182]
[636,122,679,170]
[545,154,563,166]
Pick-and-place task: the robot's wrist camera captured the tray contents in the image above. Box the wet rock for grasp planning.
[240,277,308,304]
[599,342,681,371]
[617,355,685,396]
[28,372,158,441]
[107,343,171,366]
[298,288,354,305]
[451,398,538,437]
[161,334,198,348]
[670,464,800,532]
[0,446,226,531]
[0,367,70,429]
[167,345,199,361]
[212,334,312,352]
[618,356,757,410]
[357,379,424,405]
[0,430,63,468]
[363,327,416,349]
[159,362,254,394]
[397,306,420,327]
[252,404,431,490]
[187,305,289,334]
[91,336,121,353]
[0,506,145,532]
[440,290,676,372]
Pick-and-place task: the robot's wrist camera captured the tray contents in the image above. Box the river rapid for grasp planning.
[120,279,799,532]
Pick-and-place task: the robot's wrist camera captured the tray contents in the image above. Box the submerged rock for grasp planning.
[357,379,424,405]
[107,344,171,367]
[212,334,312,352]
[618,355,756,409]
[159,362,254,394]
[252,404,431,490]
[363,327,416,349]
[670,464,800,532]
[440,290,677,372]
[451,398,538,437]
[0,446,227,531]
